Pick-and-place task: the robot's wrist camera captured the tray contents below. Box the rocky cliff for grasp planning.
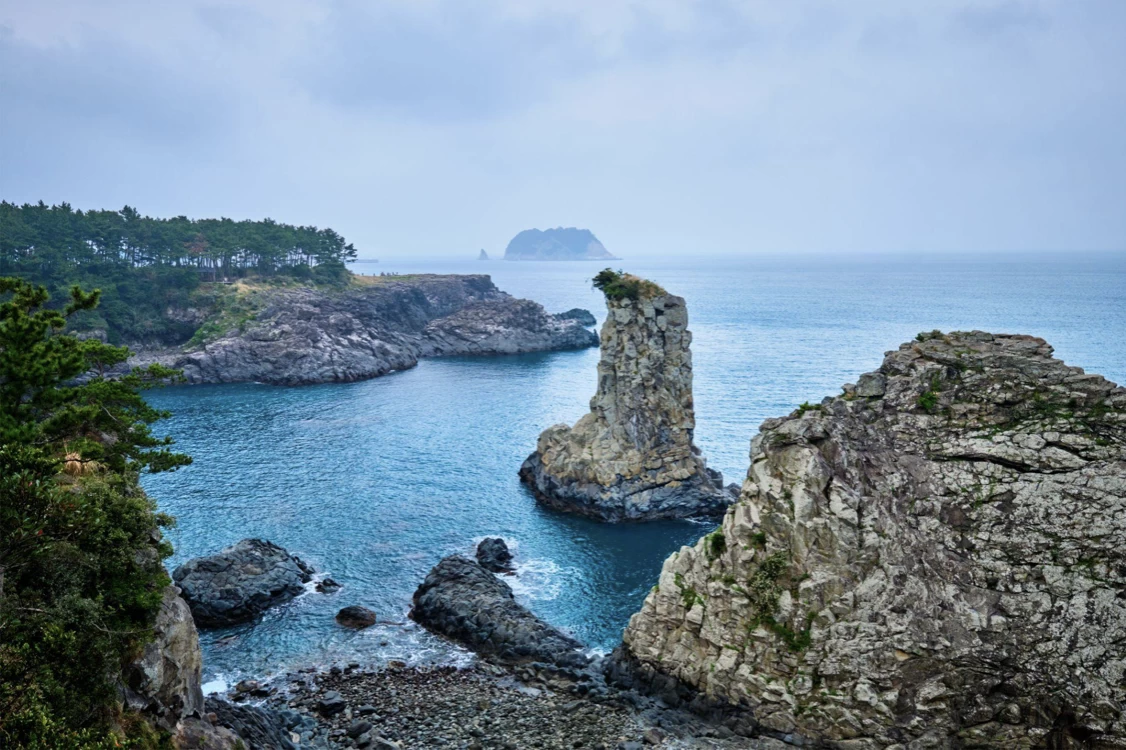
[503,228,617,261]
[613,332,1126,747]
[129,275,597,385]
[520,274,733,521]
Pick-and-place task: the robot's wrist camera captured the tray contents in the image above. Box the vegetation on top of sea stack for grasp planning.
[0,277,188,748]
[591,269,666,301]
[0,201,357,343]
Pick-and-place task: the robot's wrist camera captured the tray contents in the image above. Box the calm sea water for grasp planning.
[142,255,1126,689]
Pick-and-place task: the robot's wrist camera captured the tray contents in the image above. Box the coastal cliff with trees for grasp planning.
[0,201,356,344]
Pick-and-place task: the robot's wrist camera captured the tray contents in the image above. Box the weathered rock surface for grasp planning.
[122,585,205,732]
[616,332,1126,747]
[205,697,332,749]
[476,537,515,572]
[520,276,734,521]
[504,227,617,261]
[410,555,588,668]
[129,275,597,385]
[172,539,313,627]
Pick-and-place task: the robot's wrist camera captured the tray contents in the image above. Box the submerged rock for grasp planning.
[520,273,734,521]
[172,539,312,627]
[476,537,515,572]
[410,555,588,668]
[336,605,378,629]
[616,332,1126,746]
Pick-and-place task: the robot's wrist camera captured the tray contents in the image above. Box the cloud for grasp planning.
[0,0,1123,256]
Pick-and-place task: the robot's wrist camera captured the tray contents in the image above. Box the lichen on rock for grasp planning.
[519,272,734,521]
[614,331,1126,747]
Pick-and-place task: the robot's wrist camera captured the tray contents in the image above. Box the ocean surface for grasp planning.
[142,255,1126,690]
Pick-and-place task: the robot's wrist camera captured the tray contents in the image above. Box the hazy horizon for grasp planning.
[2,1,1124,261]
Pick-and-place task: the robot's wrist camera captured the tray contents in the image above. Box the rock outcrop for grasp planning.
[476,537,515,573]
[504,228,617,261]
[129,275,598,385]
[554,308,597,327]
[520,274,734,521]
[411,555,588,668]
[122,585,205,732]
[615,332,1126,747]
[172,539,313,627]
[478,249,489,260]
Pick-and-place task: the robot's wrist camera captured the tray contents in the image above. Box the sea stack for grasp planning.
[519,271,733,521]
[611,332,1126,746]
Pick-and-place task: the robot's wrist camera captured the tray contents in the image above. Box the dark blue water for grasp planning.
[142,256,1126,689]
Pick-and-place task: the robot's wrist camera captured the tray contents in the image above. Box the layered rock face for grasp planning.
[130,275,597,385]
[172,539,313,627]
[616,332,1126,747]
[520,279,733,521]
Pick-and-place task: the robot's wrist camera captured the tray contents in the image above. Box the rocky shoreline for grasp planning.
[127,274,598,385]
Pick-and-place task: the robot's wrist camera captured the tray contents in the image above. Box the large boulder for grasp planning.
[172,539,313,627]
[411,555,588,668]
[520,273,734,521]
[615,332,1126,747]
[476,537,515,572]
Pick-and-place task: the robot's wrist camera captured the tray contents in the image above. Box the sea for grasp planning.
[140,254,1126,691]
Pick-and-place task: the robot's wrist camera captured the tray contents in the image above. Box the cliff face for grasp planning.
[520,280,733,521]
[503,228,617,261]
[130,275,597,385]
[614,332,1126,747]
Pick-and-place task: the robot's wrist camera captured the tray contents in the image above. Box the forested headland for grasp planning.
[0,202,358,343]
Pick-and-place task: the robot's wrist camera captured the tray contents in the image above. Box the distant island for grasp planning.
[478,249,489,260]
[503,228,618,261]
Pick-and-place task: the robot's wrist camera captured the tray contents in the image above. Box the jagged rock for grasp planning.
[172,539,312,627]
[206,697,309,749]
[315,577,341,593]
[127,275,597,385]
[419,298,597,357]
[520,274,734,521]
[503,227,617,261]
[122,585,204,732]
[336,605,378,629]
[476,537,515,572]
[410,555,588,668]
[554,308,597,327]
[615,332,1126,747]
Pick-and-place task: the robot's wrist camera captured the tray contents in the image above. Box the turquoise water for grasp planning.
[142,256,1126,687]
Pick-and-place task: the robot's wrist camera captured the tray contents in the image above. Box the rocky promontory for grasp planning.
[614,332,1126,747]
[520,272,734,521]
[129,275,598,385]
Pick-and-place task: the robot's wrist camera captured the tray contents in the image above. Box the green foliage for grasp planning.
[705,528,727,560]
[0,201,358,343]
[591,269,664,302]
[915,329,944,342]
[795,401,821,415]
[0,278,186,747]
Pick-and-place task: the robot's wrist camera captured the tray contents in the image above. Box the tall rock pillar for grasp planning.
[519,272,733,521]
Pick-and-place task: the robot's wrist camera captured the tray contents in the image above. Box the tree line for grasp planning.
[0,201,357,281]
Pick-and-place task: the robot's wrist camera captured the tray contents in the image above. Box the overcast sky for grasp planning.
[1,1,1123,259]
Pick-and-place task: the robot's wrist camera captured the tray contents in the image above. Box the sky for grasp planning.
[1,0,1124,260]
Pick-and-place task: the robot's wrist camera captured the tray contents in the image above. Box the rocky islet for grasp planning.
[520,274,736,521]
